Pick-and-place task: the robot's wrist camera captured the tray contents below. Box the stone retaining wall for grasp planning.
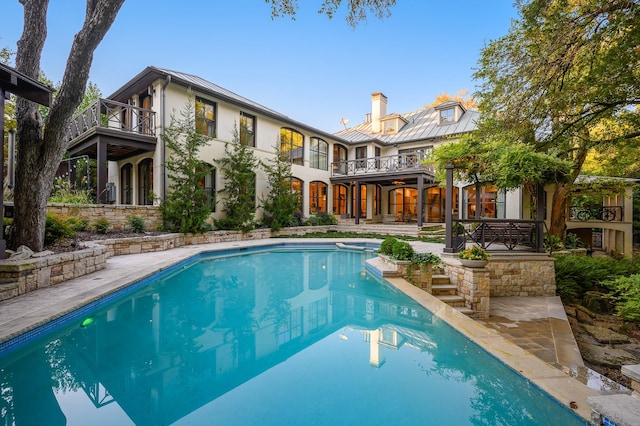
[442,258,491,319]
[0,246,108,302]
[47,203,163,231]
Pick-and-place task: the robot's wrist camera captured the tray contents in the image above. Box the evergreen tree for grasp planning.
[215,124,259,232]
[160,98,214,233]
[261,145,300,231]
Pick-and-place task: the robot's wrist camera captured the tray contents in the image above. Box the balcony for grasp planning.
[331,153,435,178]
[569,206,623,222]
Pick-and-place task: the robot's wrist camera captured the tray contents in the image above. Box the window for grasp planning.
[308,298,328,333]
[138,158,153,205]
[355,146,367,168]
[310,137,328,170]
[309,181,327,213]
[196,97,216,137]
[383,120,395,133]
[333,184,347,215]
[439,108,454,124]
[120,163,132,205]
[464,184,505,219]
[280,128,304,165]
[240,112,255,147]
[197,163,216,212]
[288,177,303,211]
[278,307,303,345]
[388,188,418,222]
[352,185,367,218]
[426,186,459,222]
[333,144,348,175]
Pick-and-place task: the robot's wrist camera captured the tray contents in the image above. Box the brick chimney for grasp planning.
[371,92,387,133]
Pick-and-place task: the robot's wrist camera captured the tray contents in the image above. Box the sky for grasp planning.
[2,0,518,133]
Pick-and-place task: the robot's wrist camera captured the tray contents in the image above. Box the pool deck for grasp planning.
[0,238,610,421]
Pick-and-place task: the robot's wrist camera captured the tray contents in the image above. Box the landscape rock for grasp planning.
[583,324,630,345]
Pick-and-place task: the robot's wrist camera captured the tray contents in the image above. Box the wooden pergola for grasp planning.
[0,63,54,258]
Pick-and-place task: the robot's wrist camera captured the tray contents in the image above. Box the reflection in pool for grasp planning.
[0,246,583,425]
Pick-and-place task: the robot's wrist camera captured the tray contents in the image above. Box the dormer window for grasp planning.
[383,120,395,134]
[380,114,407,134]
[439,108,454,124]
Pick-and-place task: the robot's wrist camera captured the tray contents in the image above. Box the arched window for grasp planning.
[120,163,132,205]
[280,128,304,165]
[463,184,505,219]
[310,137,328,170]
[309,181,327,213]
[138,158,153,205]
[332,144,348,175]
[287,177,303,211]
[333,184,347,215]
[197,163,216,212]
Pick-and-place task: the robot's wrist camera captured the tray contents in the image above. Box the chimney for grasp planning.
[371,92,387,133]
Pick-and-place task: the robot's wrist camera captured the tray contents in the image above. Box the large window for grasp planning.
[288,177,303,211]
[463,184,505,219]
[333,144,348,175]
[280,128,304,165]
[355,146,367,168]
[198,163,216,212]
[388,187,418,222]
[333,184,347,215]
[240,112,255,147]
[426,186,459,222]
[352,185,367,218]
[196,97,216,137]
[120,163,132,205]
[138,158,153,205]
[310,137,328,170]
[309,181,327,213]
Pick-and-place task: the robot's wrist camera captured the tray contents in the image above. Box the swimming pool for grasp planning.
[0,245,584,425]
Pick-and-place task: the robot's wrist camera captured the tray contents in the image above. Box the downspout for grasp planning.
[160,75,171,202]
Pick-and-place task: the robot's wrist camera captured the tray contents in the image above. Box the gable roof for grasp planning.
[108,66,346,143]
[335,102,479,145]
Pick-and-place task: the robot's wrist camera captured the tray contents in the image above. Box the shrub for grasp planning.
[458,245,490,261]
[45,213,75,245]
[305,212,338,226]
[564,232,585,250]
[605,275,640,322]
[378,237,397,256]
[93,218,110,234]
[544,233,563,252]
[66,216,89,232]
[412,252,441,268]
[127,216,146,233]
[391,240,414,261]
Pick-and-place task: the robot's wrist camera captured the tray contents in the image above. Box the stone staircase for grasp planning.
[431,273,474,315]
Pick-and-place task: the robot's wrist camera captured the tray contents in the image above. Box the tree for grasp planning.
[12,0,125,251]
[424,89,477,110]
[214,124,259,232]
[265,0,395,27]
[261,145,300,231]
[160,98,215,233]
[469,0,640,236]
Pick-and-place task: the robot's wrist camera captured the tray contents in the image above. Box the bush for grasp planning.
[66,216,89,232]
[605,274,640,322]
[378,237,397,256]
[127,216,146,233]
[45,213,75,246]
[564,232,585,250]
[305,212,338,226]
[412,252,441,268]
[391,240,414,261]
[544,233,563,252]
[93,218,110,234]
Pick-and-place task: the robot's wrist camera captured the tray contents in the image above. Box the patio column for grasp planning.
[536,183,545,252]
[417,175,424,227]
[355,181,361,224]
[97,139,108,204]
[444,164,455,253]
[0,88,6,256]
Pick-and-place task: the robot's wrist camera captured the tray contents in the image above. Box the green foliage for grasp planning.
[214,123,259,232]
[126,216,146,233]
[49,177,94,204]
[544,233,563,253]
[160,97,215,234]
[66,217,89,232]
[412,252,441,268]
[553,254,640,302]
[605,275,640,322]
[93,218,110,234]
[305,212,338,226]
[261,147,300,231]
[563,232,585,250]
[391,240,414,261]
[45,213,75,246]
[458,245,490,261]
[378,237,397,255]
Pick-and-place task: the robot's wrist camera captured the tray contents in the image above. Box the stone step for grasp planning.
[432,274,451,285]
[431,284,457,296]
[436,295,466,307]
[454,306,475,316]
[0,283,19,302]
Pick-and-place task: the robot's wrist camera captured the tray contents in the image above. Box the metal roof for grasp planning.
[335,103,479,145]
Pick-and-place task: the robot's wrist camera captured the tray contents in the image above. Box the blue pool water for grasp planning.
[0,245,584,425]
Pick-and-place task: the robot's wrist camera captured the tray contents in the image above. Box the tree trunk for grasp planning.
[548,183,570,237]
[12,0,125,251]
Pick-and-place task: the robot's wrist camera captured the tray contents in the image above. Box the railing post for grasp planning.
[444,164,455,253]
[536,183,545,252]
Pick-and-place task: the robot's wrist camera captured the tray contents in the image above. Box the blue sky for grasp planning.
[3,1,517,133]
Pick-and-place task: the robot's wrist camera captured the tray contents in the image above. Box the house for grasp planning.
[63,66,635,255]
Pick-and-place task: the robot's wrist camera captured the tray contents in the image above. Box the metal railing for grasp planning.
[569,206,623,222]
[331,153,435,177]
[65,98,156,143]
[451,218,544,252]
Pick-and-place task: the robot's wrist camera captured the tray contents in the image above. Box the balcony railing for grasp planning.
[569,206,623,222]
[331,153,435,177]
[451,219,544,252]
[65,98,156,143]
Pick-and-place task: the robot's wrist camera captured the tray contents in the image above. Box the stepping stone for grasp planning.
[582,324,629,344]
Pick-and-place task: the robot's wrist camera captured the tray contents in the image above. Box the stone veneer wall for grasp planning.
[442,257,491,319]
[47,203,163,231]
[0,246,108,301]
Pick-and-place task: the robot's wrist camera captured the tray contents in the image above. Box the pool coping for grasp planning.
[0,238,596,421]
